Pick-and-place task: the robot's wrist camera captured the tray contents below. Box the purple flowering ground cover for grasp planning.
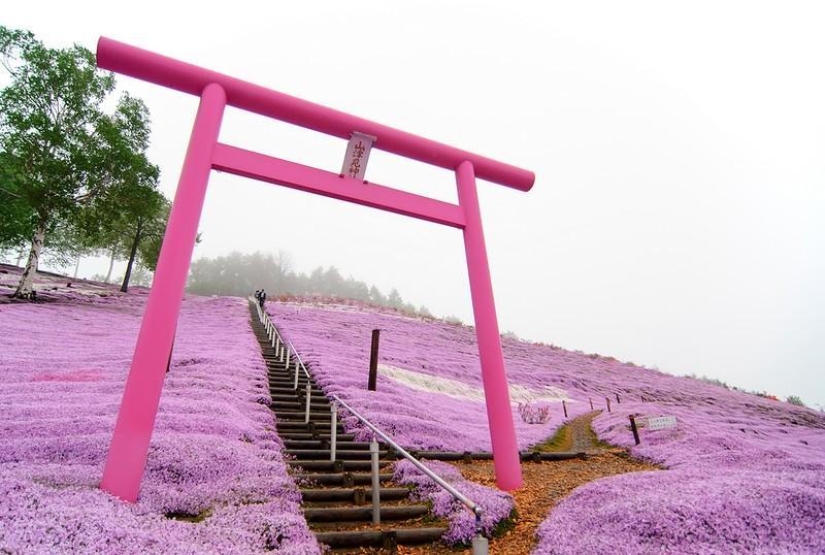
[2,269,823,554]
[394,459,515,544]
[267,299,825,554]
[0,273,320,554]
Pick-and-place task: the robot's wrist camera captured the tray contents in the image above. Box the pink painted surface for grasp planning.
[211,144,466,228]
[456,161,522,490]
[96,37,534,192]
[100,83,227,501]
[96,37,531,499]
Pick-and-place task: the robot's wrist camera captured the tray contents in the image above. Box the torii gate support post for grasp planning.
[100,84,227,501]
[457,161,521,490]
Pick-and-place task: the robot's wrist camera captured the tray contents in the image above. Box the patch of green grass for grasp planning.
[532,425,573,452]
[491,508,518,538]
[532,412,616,452]
[584,424,614,450]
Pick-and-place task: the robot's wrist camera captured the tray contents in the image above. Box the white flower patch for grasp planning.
[377,364,570,404]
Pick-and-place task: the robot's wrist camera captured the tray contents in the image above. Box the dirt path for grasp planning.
[389,414,660,554]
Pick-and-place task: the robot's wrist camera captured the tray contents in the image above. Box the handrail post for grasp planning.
[293,356,300,390]
[371,436,380,524]
[472,513,489,555]
[304,382,311,423]
[332,394,480,519]
[330,402,338,461]
[293,354,300,385]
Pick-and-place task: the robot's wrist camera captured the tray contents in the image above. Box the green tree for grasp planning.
[387,287,403,308]
[786,395,805,407]
[0,150,31,248]
[368,285,386,305]
[0,26,156,299]
[78,176,168,292]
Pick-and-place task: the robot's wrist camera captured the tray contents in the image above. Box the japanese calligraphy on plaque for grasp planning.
[341,131,376,181]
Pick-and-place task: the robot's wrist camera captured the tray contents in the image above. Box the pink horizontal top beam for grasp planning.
[212,144,466,228]
[96,37,534,192]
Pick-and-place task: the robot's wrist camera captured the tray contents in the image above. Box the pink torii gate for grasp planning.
[96,37,534,502]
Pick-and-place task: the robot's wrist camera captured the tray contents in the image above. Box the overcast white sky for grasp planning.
[5,1,824,408]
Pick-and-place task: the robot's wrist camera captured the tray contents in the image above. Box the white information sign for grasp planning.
[341,131,376,181]
[647,416,678,430]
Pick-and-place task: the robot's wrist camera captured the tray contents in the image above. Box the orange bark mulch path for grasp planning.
[392,452,659,555]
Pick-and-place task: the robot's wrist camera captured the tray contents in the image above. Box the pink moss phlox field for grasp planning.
[532,400,825,554]
[1,276,320,554]
[394,459,514,544]
[266,302,580,452]
[265,299,825,554]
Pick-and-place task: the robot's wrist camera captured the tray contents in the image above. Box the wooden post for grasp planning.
[589,398,594,411]
[629,415,640,445]
[616,393,621,404]
[368,329,380,391]
[562,400,568,418]
[165,338,175,374]
[606,397,611,413]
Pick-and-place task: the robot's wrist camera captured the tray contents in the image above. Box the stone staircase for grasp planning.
[251,310,449,552]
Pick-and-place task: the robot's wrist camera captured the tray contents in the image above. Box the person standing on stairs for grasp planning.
[259,289,266,309]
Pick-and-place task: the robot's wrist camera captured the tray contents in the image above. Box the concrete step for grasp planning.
[271,402,332,413]
[286,449,391,460]
[269,386,324,396]
[301,487,409,503]
[294,472,394,486]
[284,440,373,451]
[314,528,448,550]
[275,421,345,433]
[288,459,390,472]
[274,411,334,422]
[304,505,429,523]
[279,433,356,441]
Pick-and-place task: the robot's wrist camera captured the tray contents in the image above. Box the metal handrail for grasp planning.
[331,393,483,521]
[255,302,486,546]
[288,339,311,380]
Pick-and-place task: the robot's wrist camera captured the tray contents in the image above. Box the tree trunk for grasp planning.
[73,257,81,279]
[14,222,46,299]
[120,222,142,293]
[105,247,116,283]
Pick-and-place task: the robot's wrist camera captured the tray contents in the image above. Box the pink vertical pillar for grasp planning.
[100,83,227,501]
[456,160,522,490]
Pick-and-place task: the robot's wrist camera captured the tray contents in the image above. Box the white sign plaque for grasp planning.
[647,416,678,430]
[341,131,376,181]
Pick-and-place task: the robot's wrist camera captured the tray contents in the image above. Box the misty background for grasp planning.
[3,1,823,408]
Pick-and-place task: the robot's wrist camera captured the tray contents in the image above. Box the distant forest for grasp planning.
[187,251,433,317]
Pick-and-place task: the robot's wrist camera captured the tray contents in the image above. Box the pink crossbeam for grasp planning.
[97,36,534,502]
[212,144,466,228]
[96,37,533,192]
